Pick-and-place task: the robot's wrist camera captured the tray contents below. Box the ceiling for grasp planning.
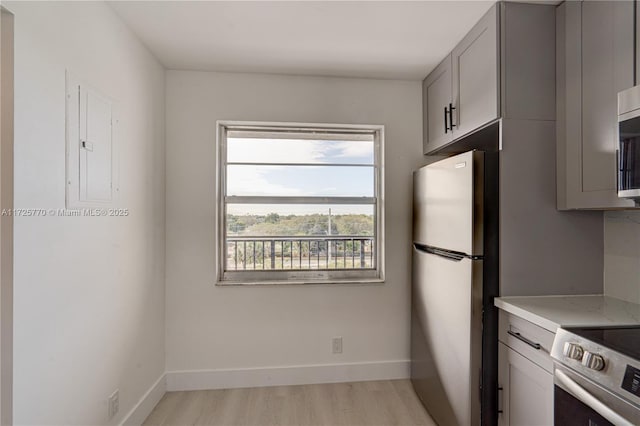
[109,1,496,81]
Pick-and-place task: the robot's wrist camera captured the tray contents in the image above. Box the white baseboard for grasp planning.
[113,361,409,424]
[166,360,410,392]
[121,373,166,426]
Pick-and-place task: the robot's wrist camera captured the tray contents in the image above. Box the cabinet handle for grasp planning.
[444,106,449,133]
[448,103,456,129]
[616,149,620,193]
[507,330,541,350]
[498,386,504,415]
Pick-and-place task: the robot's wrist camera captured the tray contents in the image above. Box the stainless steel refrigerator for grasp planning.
[411,150,499,426]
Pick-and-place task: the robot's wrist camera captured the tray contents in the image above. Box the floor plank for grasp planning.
[143,380,437,426]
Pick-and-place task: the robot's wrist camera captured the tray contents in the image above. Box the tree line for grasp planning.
[227,213,373,236]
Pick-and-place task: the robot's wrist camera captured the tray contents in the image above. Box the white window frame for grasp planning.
[216,121,385,285]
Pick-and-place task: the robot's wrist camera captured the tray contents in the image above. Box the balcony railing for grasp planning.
[225,236,375,271]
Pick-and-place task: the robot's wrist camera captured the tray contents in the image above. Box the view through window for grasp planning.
[217,122,384,283]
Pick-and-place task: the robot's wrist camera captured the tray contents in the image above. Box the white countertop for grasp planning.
[494,295,640,333]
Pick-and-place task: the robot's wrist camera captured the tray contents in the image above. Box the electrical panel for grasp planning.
[66,72,118,208]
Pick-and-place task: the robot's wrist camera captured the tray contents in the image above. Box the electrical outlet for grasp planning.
[108,389,119,419]
[332,337,343,354]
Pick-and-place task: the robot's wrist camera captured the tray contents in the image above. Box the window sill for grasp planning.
[215,278,385,287]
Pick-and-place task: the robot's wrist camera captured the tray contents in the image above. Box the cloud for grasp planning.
[228,138,325,163]
[227,166,304,196]
[227,138,374,164]
[332,141,374,160]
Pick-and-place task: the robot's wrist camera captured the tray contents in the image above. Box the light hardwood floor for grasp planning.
[143,380,437,426]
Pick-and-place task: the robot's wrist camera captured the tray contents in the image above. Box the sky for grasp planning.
[226,137,376,215]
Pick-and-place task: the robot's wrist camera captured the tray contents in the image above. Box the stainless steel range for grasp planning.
[551,327,640,425]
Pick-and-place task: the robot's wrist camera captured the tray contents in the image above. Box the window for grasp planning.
[217,121,384,284]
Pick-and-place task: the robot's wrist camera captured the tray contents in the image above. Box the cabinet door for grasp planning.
[423,55,453,154]
[498,343,554,426]
[452,4,499,138]
[557,1,636,209]
[582,1,634,198]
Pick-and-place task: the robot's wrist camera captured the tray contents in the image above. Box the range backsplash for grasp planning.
[605,211,640,303]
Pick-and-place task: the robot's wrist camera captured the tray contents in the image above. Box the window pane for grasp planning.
[227,137,374,165]
[225,204,375,272]
[226,165,374,197]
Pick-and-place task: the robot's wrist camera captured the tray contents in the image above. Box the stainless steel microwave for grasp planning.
[618,85,640,206]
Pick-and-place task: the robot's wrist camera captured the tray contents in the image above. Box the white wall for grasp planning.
[6,2,166,424]
[0,7,14,425]
[165,71,423,381]
[604,211,640,303]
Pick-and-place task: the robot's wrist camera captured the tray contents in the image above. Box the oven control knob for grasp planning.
[563,342,584,361]
[582,351,605,371]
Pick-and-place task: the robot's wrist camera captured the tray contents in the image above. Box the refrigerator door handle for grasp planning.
[413,243,482,261]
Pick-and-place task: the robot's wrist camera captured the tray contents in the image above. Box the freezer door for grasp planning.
[411,245,483,426]
[413,150,484,256]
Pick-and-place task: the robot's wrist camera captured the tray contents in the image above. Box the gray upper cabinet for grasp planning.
[423,4,499,154]
[423,2,555,155]
[452,7,499,139]
[423,55,453,152]
[557,0,637,210]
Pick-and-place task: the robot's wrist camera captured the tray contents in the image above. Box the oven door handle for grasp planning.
[555,369,634,426]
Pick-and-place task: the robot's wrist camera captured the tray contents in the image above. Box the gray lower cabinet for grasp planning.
[498,343,554,426]
[498,311,555,425]
[557,0,637,210]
